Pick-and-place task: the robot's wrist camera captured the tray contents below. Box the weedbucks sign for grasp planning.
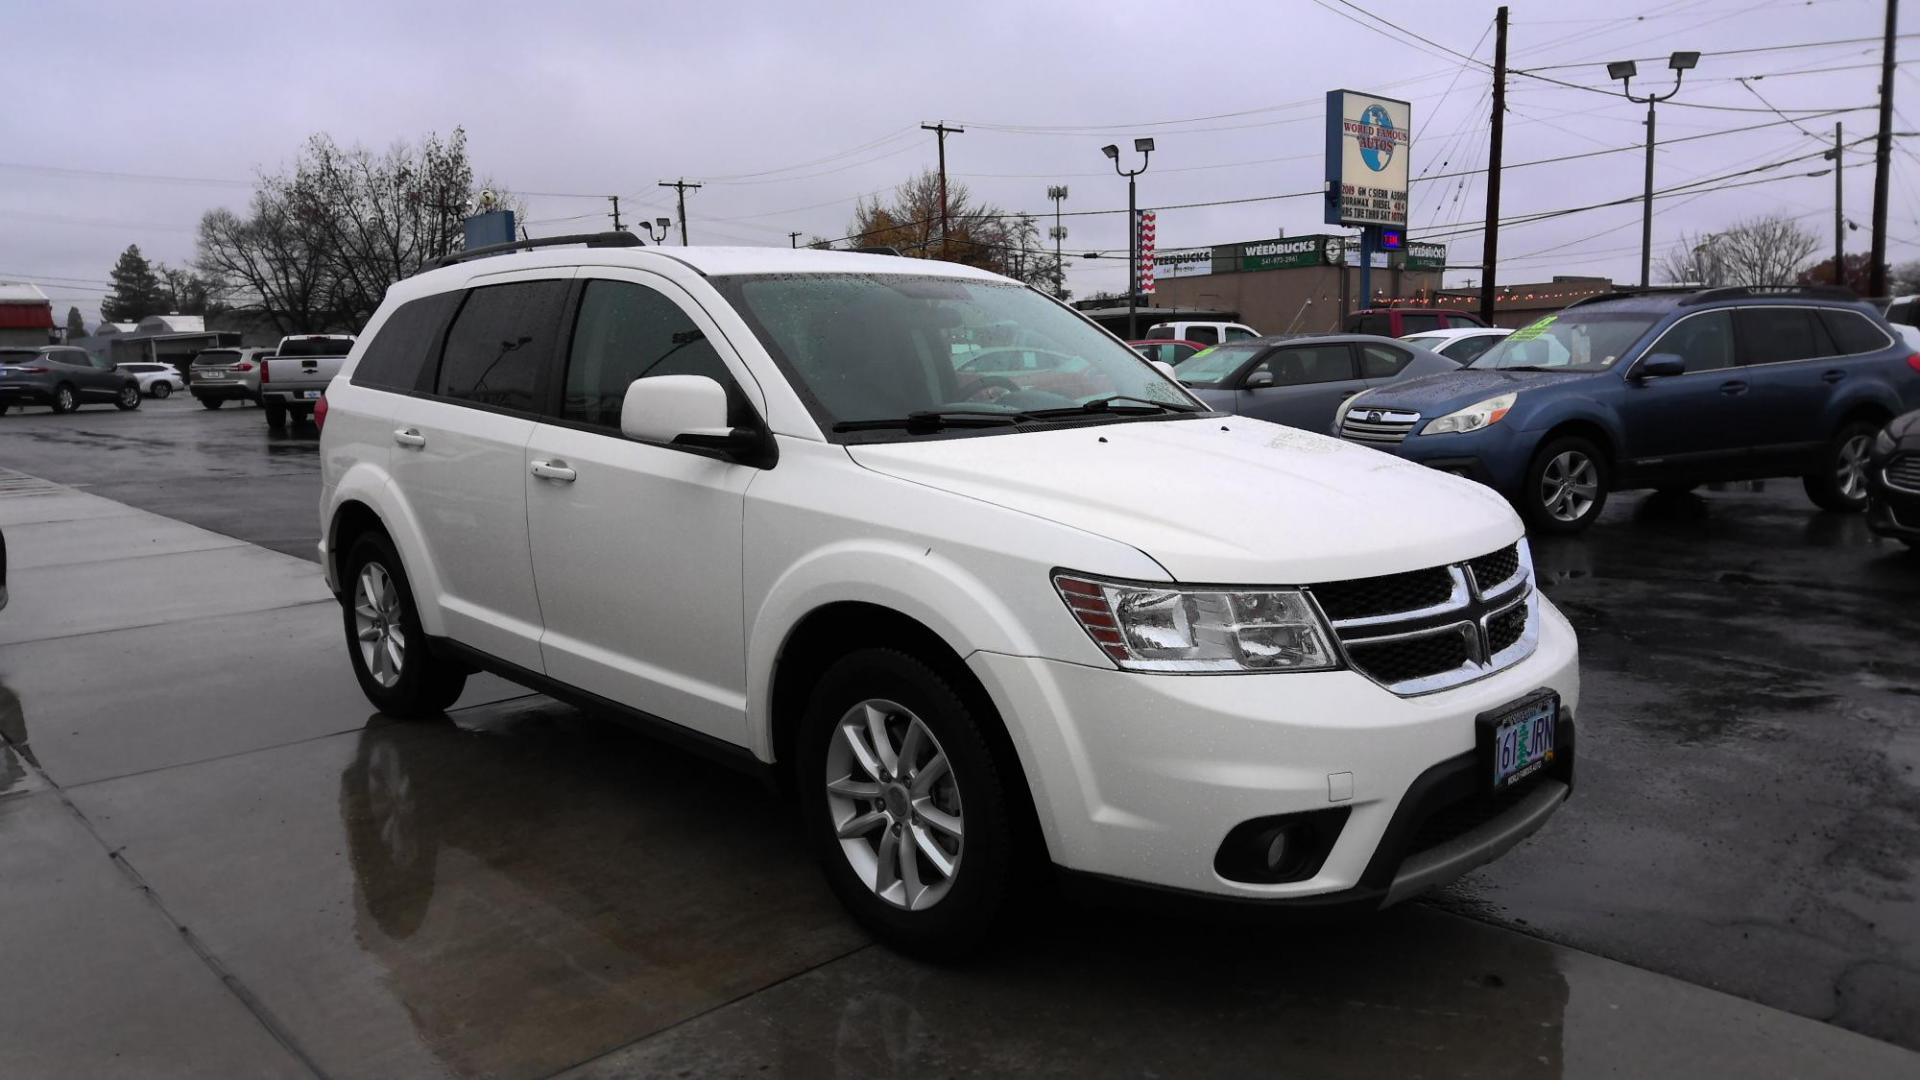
[1238,237,1326,272]
[1404,241,1446,271]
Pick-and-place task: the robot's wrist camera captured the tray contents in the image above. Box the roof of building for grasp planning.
[0,283,54,330]
[0,282,50,304]
[136,314,206,333]
[96,322,139,335]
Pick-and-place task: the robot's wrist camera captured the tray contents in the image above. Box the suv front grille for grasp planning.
[1309,541,1537,696]
[1310,566,1454,621]
[1887,455,1920,495]
[1339,407,1421,445]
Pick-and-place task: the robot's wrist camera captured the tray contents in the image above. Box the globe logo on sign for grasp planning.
[1359,103,1396,172]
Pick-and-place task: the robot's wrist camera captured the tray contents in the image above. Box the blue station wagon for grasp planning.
[1337,286,1920,533]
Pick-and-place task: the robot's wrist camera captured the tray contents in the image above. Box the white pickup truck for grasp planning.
[260,334,355,428]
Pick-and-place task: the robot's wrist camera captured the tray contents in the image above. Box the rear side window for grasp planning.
[1187,326,1219,346]
[354,293,458,393]
[562,279,737,430]
[1817,309,1893,355]
[1887,299,1915,326]
[435,281,567,411]
[1397,313,1441,335]
[1359,343,1413,378]
[1737,307,1828,365]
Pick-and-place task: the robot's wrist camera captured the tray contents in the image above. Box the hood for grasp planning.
[1886,408,1920,442]
[1357,367,1600,414]
[846,417,1522,584]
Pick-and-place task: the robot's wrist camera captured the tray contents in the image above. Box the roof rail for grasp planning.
[432,231,643,270]
[1563,286,1695,310]
[1676,284,1859,306]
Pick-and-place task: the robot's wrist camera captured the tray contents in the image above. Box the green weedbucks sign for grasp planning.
[1197,235,1446,275]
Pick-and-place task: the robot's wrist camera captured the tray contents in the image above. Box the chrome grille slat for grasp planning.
[1309,541,1538,696]
[1338,406,1421,445]
[1886,455,1920,495]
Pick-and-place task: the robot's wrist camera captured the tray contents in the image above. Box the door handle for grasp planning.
[1719,380,1749,396]
[530,460,577,482]
[1820,369,1846,383]
[393,428,426,448]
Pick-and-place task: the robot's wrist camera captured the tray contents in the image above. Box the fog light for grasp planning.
[1264,825,1301,872]
[1215,807,1351,884]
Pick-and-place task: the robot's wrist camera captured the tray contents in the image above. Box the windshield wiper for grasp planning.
[831,410,1028,434]
[1024,394,1205,419]
[1486,364,1554,372]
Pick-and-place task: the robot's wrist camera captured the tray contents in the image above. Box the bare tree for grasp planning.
[848,170,1060,288]
[194,128,511,333]
[1658,214,1818,289]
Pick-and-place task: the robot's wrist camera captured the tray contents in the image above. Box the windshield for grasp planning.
[1173,343,1264,388]
[1470,311,1657,372]
[278,337,353,357]
[712,273,1199,437]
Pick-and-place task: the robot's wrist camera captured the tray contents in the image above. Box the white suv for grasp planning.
[318,237,1580,954]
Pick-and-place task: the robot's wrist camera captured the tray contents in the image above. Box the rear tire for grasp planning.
[341,531,467,718]
[152,382,172,399]
[51,384,77,414]
[799,647,1020,959]
[1803,420,1878,513]
[200,396,223,410]
[1521,436,1610,535]
[114,383,141,410]
[264,402,288,429]
[0,403,9,416]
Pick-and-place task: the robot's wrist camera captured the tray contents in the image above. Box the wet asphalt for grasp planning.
[0,394,1916,1078]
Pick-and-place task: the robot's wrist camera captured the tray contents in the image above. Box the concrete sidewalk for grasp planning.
[1,469,1914,1079]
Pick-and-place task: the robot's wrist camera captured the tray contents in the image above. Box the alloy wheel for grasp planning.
[353,562,406,688]
[56,387,75,412]
[1540,450,1599,523]
[1835,434,1873,501]
[823,699,964,911]
[118,385,140,408]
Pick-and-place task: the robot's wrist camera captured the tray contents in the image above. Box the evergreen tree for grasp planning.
[102,245,164,322]
[64,306,86,340]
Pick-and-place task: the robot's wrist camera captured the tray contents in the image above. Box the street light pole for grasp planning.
[1610,51,1698,288]
[1102,139,1154,339]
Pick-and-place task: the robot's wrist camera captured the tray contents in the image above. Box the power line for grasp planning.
[1522,33,1919,72]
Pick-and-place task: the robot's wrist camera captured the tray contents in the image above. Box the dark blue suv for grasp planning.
[1336,286,1920,533]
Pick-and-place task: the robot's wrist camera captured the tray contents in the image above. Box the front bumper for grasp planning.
[1866,452,1920,542]
[967,595,1581,903]
[1384,424,1533,496]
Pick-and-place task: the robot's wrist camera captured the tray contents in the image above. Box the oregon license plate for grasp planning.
[1489,696,1557,789]
[300,390,322,400]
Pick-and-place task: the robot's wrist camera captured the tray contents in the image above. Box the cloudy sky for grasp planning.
[3,0,1913,325]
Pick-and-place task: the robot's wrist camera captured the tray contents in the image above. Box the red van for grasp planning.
[1341,308,1486,336]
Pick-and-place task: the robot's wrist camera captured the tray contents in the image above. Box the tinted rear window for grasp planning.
[1737,307,1827,365]
[194,350,241,365]
[278,336,355,357]
[353,293,458,393]
[1817,308,1893,355]
[1397,313,1442,334]
[435,280,567,411]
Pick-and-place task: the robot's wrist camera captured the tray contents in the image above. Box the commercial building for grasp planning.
[1434,277,1617,329]
[1146,235,1446,334]
[0,283,57,347]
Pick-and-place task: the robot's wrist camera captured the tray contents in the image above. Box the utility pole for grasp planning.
[789,231,803,248]
[922,122,964,259]
[1826,122,1846,290]
[1479,6,1508,324]
[658,179,702,245]
[1868,0,1898,297]
[606,195,623,232]
[1047,185,1069,298]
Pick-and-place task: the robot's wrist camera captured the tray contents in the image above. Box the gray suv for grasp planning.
[0,346,142,414]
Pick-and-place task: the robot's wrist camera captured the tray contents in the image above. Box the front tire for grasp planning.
[799,648,1019,959]
[1522,436,1610,534]
[1803,420,1878,513]
[115,383,141,410]
[341,531,467,718]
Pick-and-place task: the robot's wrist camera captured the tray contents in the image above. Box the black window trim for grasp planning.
[1727,303,1881,370]
[1813,305,1897,357]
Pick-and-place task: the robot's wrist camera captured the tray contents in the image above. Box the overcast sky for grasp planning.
[3,0,1913,325]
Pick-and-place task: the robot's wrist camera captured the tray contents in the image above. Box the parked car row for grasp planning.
[0,346,142,414]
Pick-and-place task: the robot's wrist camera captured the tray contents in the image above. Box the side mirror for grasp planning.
[1243,369,1276,390]
[621,375,757,458]
[1151,360,1178,380]
[1637,353,1687,379]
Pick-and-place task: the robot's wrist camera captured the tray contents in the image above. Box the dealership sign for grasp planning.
[1325,89,1410,229]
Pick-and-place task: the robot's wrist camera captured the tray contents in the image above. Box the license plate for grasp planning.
[300,390,322,400]
[1487,695,1557,789]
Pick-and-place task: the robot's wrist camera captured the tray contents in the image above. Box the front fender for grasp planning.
[325,463,449,638]
[744,539,1066,761]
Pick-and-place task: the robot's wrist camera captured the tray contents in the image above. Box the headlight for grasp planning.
[1874,426,1897,456]
[1423,392,1516,435]
[1054,573,1340,673]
